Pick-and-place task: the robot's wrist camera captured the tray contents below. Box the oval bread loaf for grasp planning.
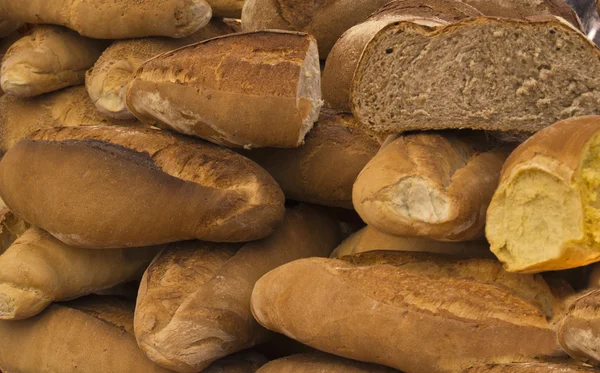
[126,31,322,149]
[0,125,285,248]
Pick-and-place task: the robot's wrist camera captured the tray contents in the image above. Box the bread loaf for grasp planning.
[0,86,140,155]
[241,0,400,58]
[350,17,600,135]
[558,290,600,366]
[465,362,598,372]
[251,252,560,373]
[86,19,237,120]
[207,0,245,17]
[256,352,400,373]
[0,296,174,373]
[135,205,341,373]
[353,132,507,241]
[0,126,285,248]
[331,226,492,258]
[462,0,581,26]
[1,25,107,97]
[126,31,322,149]
[323,0,482,111]
[487,116,600,273]
[0,226,163,320]
[0,0,212,39]
[242,110,379,208]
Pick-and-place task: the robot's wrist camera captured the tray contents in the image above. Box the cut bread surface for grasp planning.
[352,17,600,134]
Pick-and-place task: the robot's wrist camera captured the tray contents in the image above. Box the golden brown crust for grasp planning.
[558,290,600,366]
[465,362,598,372]
[256,352,400,372]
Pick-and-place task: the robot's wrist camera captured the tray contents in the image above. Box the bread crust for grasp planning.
[135,205,341,372]
[126,30,322,149]
[256,352,400,373]
[353,131,507,241]
[0,126,285,248]
[558,290,600,366]
[465,362,598,372]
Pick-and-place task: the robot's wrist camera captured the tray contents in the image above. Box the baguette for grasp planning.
[126,31,322,149]
[251,252,560,373]
[0,86,140,155]
[487,116,600,272]
[0,226,163,320]
[465,362,598,372]
[0,125,285,248]
[353,131,507,241]
[135,205,341,373]
[256,352,400,373]
[331,226,492,258]
[242,110,379,208]
[0,296,173,373]
[350,16,600,135]
[0,0,212,39]
[557,290,600,366]
[1,25,107,97]
[86,19,237,120]
[323,0,482,111]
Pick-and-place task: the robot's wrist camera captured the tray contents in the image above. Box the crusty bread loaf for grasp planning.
[487,116,600,273]
[207,0,245,17]
[251,252,560,373]
[558,290,600,366]
[331,226,492,258]
[0,226,163,320]
[126,31,322,149]
[243,110,379,208]
[0,0,212,39]
[353,131,507,241]
[0,125,285,248]
[0,296,173,373]
[323,0,482,111]
[135,205,341,373]
[0,86,140,155]
[242,0,406,58]
[256,352,400,373]
[86,19,237,120]
[1,25,107,97]
[465,362,598,372]
[350,17,600,135]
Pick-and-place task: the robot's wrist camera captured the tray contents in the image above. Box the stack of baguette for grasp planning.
[3,0,600,372]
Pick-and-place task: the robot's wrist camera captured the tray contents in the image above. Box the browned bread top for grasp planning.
[369,0,483,21]
[63,295,135,335]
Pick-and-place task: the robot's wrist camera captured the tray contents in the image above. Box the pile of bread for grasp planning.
[3,0,600,372]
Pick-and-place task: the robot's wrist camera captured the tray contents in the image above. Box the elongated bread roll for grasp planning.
[86,20,237,120]
[350,17,600,135]
[353,132,507,241]
[243,110,379,208]
[256,352,400,373]
[1,25,107,97]
[0,126,285,248]
[331,226,492,258]
[558,290,600,366]
[465,362,598,372]
[127,31,322,149]
[251,252,560,373]
[487,116,600,272]
[135,205,341,373]
[0,0,212,39]
[0,226,163,320]
[0,296,173,373]
[323,0,482,111]
[0,86,140,155]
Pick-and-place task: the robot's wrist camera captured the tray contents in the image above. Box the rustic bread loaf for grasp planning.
[0,125,285,248]
[0,0,212,39]
[558,290,600,366]
[323,0,482,111]
[331,226,492,258]
[242,110,379,208]
[1,25,107,97]
[0,86,140,155]
[256,352,400,373]
[353,131,507,241]
[126,31,322,149]
[135,205,341,373]
[0,296,174,373]
[0,226,163,320]
[207,0,245,17]
[351,17,600,135]
[487,116,600,273]
[465,362,598,372]
[87,19,237,120]
[251,252,560,373]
